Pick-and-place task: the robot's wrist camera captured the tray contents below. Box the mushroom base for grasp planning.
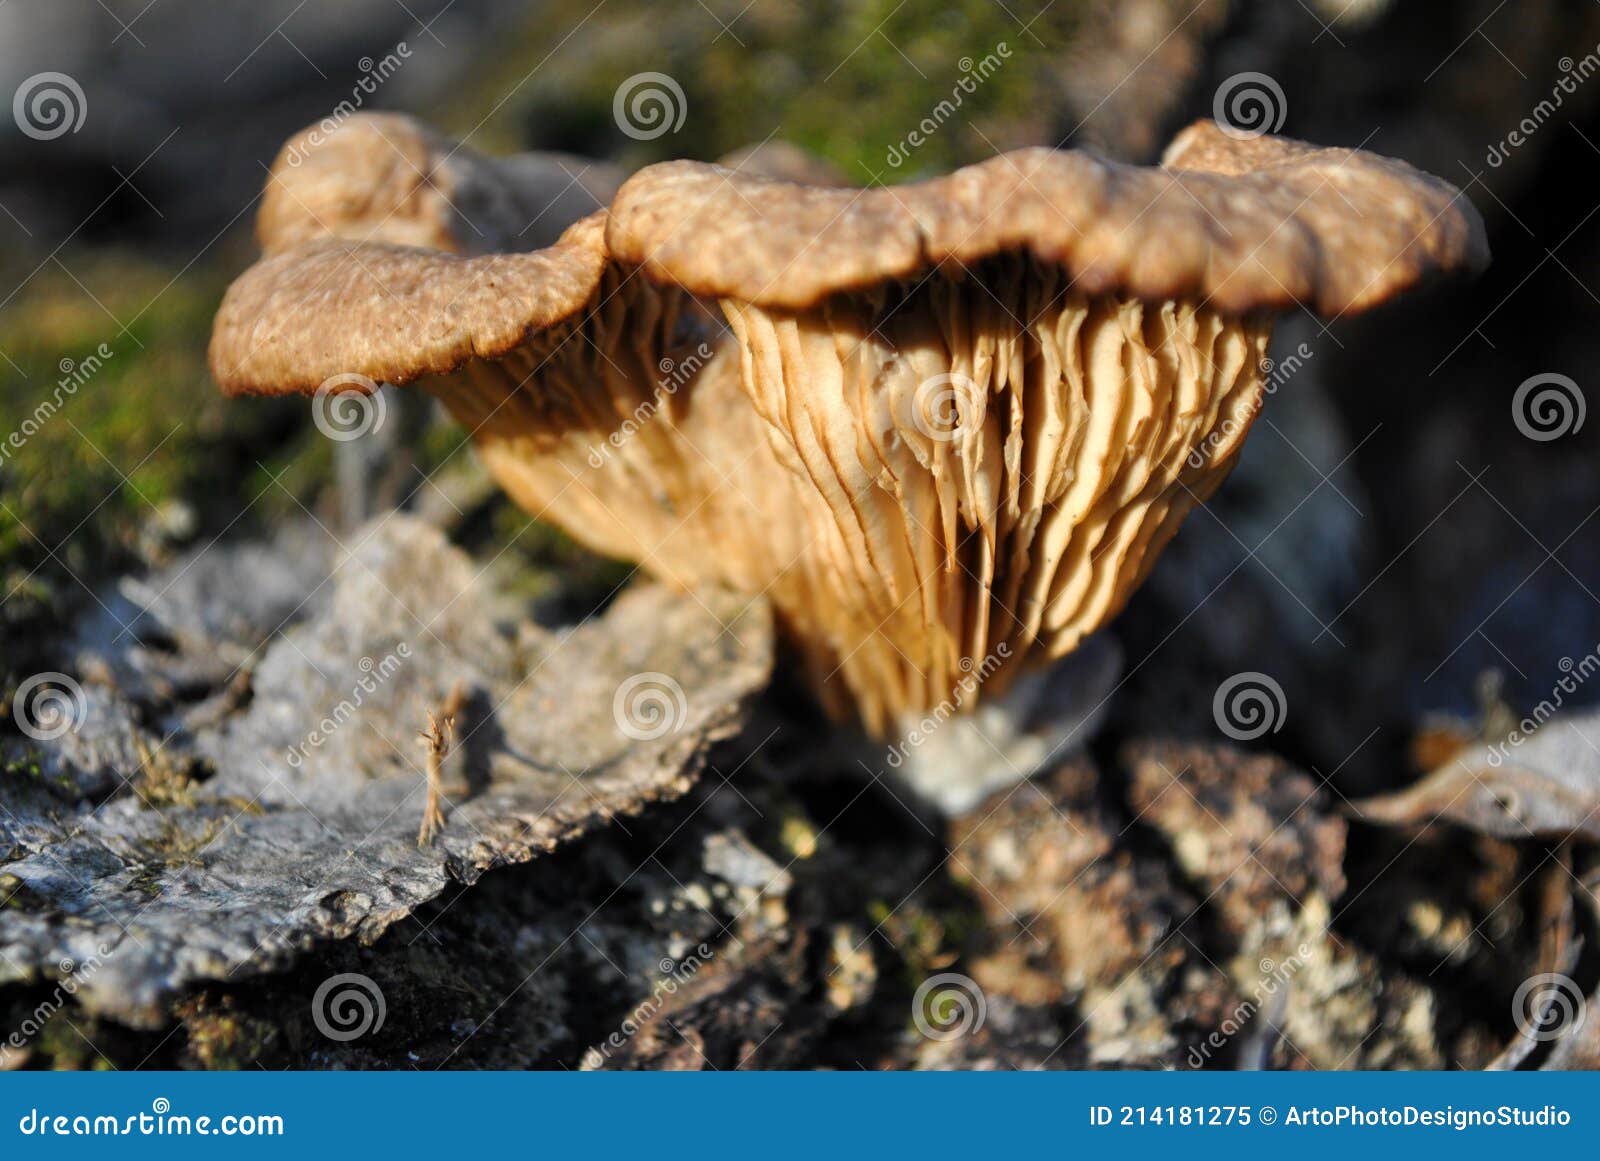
[882,633,1123,816]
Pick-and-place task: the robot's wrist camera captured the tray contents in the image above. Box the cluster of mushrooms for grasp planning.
[211,114,1486,739]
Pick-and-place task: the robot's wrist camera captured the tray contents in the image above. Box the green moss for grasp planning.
[448,0,1085,179]
[175,994,281,1070]
[0,254,308,675]
[0,871,49,911]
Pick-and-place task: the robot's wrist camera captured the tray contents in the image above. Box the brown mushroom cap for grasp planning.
[257,112,623,255]
[606,119,1487,317]
[210,216,610,396]
[213,111,622,395]
[211,123,834,397]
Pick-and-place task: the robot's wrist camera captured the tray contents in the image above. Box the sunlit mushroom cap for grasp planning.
[606,119,1486,316]
[210,215,611,395]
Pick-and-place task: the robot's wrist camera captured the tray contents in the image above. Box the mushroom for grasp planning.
[603,121,1487,733]
[213,119,1486,741]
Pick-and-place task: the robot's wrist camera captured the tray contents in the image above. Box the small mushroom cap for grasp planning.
[606,120,1488,317]
[210,214,610,396]
[257,112,624,256]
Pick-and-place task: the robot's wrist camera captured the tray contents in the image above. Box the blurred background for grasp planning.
[3,0,1599,797]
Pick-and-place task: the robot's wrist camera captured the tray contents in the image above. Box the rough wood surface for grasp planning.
[0,516,772,1026]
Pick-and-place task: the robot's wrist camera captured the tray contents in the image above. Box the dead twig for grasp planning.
[417,681,466,847]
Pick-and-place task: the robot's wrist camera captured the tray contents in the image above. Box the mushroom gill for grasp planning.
[717,273,1268,733]
[418,232,802,599]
